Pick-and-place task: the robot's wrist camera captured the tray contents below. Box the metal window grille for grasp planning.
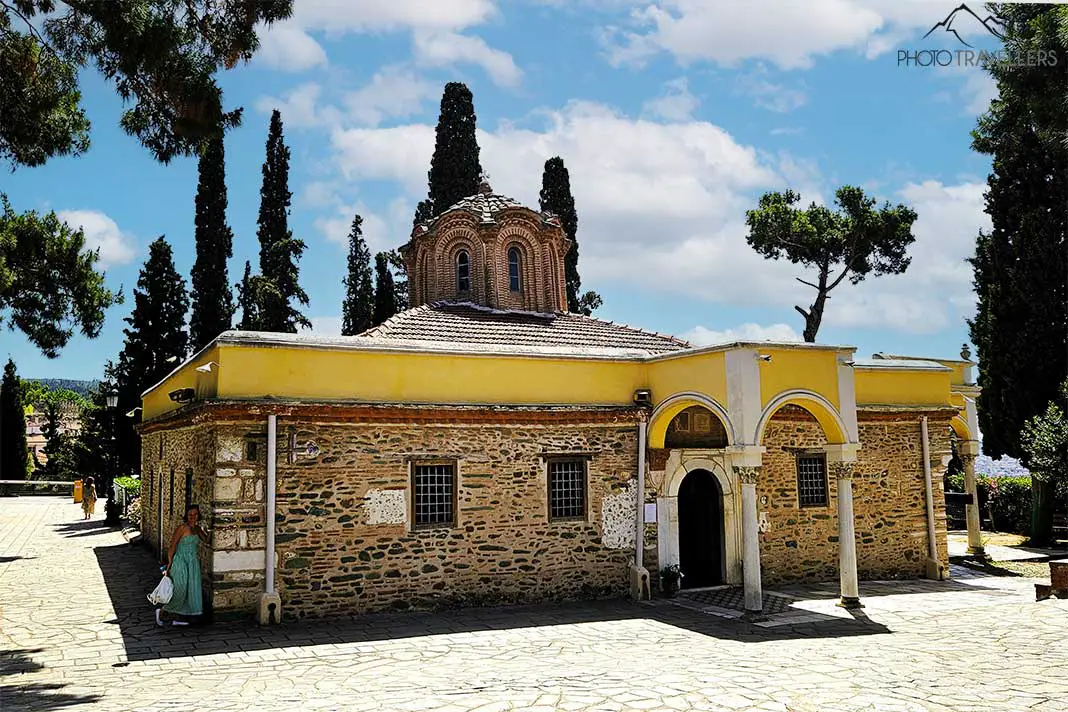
[456,252,470,292]
[549,460,586,520]
[508,247,522,291]
[797,455,828,507]
[413,464,455,527]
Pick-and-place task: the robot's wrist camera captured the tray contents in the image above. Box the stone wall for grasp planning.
[269,419,638,619]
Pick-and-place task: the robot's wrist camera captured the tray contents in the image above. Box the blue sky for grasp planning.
[5,0,1004,380]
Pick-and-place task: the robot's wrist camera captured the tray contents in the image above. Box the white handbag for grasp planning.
[148,574,173,606]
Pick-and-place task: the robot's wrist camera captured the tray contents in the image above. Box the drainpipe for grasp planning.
[920,416,942,579]
[265,414,277,595]
[635,415,647,572]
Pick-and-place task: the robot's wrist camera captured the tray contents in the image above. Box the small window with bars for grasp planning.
[796,454,828,507]
[548,459,587,521]
[412,463,456,528]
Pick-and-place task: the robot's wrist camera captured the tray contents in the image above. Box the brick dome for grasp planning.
[401,183,571,312]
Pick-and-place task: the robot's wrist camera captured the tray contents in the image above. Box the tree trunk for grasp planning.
[799,289,829,342]
[1029,477,1055,547]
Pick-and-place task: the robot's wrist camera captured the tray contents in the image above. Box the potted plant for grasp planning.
[660,564,683,597]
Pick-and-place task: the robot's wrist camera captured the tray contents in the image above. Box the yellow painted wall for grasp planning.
[646,352,727,410]
[213,345,644,410]
[854,367,952,407]
[758,348,840,409]
[142,347,221,419]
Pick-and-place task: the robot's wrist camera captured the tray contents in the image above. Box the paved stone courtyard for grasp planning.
[2,497,1067,712]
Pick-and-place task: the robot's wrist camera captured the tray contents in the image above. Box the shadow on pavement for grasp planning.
[95,540,896,663]
[0,648,103,711]
[52,520,115,538]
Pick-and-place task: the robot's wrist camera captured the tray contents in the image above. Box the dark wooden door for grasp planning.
[678,469,724,588]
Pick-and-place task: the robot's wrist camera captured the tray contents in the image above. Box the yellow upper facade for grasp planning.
[143,328,970,447]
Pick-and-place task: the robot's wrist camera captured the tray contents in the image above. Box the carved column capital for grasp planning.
[830,461,855,480]
[735,465,761,485]
[959,452,977,468]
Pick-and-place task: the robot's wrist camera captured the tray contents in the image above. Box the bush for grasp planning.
[979,475,1032,535]
[114,476,141,494]
[127,496,141,525]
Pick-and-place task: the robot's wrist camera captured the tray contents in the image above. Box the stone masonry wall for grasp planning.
[756,407,952,584]
[268,419,638,619]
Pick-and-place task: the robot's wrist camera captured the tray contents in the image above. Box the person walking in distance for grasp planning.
[81,477,98,520]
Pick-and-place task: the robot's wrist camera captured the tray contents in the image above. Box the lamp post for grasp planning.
[104,390,120,526]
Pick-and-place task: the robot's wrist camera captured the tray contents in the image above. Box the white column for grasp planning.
[737,466,763,615]
[833,461,861,609]
[961,449,985,557]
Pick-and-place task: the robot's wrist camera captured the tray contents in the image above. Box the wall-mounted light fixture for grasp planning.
[195,361,219,373]
[758,354,772,362]
[125,407,142,418]
[632,388,652,406]
[167,388,195,404]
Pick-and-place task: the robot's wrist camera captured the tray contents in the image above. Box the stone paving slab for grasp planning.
[2,496,1068,712]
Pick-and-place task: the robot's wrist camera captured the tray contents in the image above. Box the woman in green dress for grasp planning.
[157,504,207,627]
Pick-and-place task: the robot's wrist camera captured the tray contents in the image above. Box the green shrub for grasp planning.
[114,476,141,494]
[978,475,1033,535]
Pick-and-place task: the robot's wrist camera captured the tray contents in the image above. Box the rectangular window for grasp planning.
[548,459,587,521]
[796,454,828,507]
[246,440,258,461]
[184,468,193,511]
[412,463,456,528]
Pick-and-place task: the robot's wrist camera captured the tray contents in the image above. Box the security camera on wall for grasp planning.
[168,387,196,404]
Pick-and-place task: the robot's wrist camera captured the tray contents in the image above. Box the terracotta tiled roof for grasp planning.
[359,301,690,356]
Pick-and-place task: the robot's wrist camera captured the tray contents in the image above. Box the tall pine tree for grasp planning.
[236,261,259,330]
[372,252,398,327]
[115,237,189,476]
[189,134,234,351]
[538,156,603,315]
[1,359,29,482]
[341,215,375,336]
[415,83,483,224]
[968,5,1067,545]
[256,110,309,333]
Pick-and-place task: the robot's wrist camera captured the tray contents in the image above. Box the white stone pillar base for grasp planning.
[257,592,282,625]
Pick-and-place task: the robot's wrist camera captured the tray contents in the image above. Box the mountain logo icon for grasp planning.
[922,3,1006,48]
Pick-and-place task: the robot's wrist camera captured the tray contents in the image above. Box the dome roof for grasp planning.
[432,181,538,225]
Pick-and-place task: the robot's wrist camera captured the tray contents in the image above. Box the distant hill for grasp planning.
[28,379,99,397]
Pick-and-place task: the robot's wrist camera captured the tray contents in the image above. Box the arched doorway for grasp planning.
[677,469,725,588]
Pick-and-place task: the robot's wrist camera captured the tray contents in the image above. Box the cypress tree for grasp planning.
[256,110,309,333]
[969,4,1067,462]
[189,134,234,351]
[1,359,29,482]
[115,237,189,476]
[422,83,482,219]
[341,214,375,336]
[236,261,258,330]
[539,156,603,315]
[372,252,397,327]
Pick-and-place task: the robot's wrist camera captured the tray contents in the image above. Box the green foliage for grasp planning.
[0,0,294,168]
[1022,380,1068,484]
[745,186,917,342]
[1,359,29,481]
[540,156,603,314]
[255,110,308,333]
[372,252,397,327]
[424,83,482,218]
[235,261,258,330]
[114,476,140,493]
[189,134,234,351]
[0,195,121,357]
[116,237,188,475]
[386,249,408,312]
[36,385,88,481]
[341,215,374,336]
[969,5,1068,462]
[71,364,120,486]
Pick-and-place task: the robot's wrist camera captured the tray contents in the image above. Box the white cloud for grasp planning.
[345,66,438,126]
[642,77,699,121]
[325,100,985,336]
[310,316,342,336]
[255,83,340,129]
[683,323,802,345]
[737,70,807,113]
[291,0,497,33]
[412,31,522,87]
[601,0,949,70]
[822,180,988,333]
[256,24,328,72]
[57,210,136,269]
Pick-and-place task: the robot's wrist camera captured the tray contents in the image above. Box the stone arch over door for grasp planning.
[658,455,741,585]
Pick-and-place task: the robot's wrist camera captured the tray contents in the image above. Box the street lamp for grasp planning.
[104,390,120,526]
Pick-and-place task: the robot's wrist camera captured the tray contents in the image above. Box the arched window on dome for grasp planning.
[508,246,522,292]
[456,250,470,292]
